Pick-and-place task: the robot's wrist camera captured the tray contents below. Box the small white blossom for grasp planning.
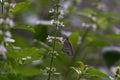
[47,35,63,43]
[5,31,11,37]
[58,10,64,19]
[0,45,7,59]
[51,19,55,25]
[4,2,9,7]
[22,57,27,61]
[92,24,97,31]
[0,18,4,24]
[49,8,55,13]
[10,3,16,8]
[51,20,64,27]
[46,35,54,43]
[56,37,63,43]
[5,18,14,27]
[27,56,31,60]
[91,16,97,21]
[109,76,114,80]
[51,67,56,72]
[60,10,64,15]
[4,37,15,43]
[13,46,21,50]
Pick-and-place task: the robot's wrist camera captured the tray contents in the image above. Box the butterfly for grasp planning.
[62,37,73,56]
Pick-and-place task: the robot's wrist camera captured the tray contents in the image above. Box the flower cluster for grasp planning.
[44,67,57,75]
[47,35,63,43]
[49,2,65,29]
[0,1,16,59]
[110,66,120,80]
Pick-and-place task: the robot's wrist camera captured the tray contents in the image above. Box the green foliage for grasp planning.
[34,25,48,41]
[15,67,42,76]
[69,32,79,46]
[14,25,35,33]
[71,61,109,79]
[13,1,31,14]
[86,68,109,78]
[1,0,120,80]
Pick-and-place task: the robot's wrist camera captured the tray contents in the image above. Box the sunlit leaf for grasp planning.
[15,67,42,76]
[14,25,35,33]
[106,34,120,40]
[88,39,110,47]
[69,32,79,46]
[86,68,109,78]
[13,1,31,14]
[82,8,93,14]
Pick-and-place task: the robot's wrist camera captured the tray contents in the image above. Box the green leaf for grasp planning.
[106,34,120,40]
[34,25,48,41]
[88,39,110,47]
[14,25,35,33]
[82,8,93,14]
[15,67,42,76]
[12,34,29,47]
[7,74,20,80]
[76,61,85,70]
[97,13,120,18]
[71,67,80,75]
[13,1,31,14]
[0,76,8,80]
[97,18,108,29]
[7,47,42,59]
[86,68,109,78]
[69,32,79,46]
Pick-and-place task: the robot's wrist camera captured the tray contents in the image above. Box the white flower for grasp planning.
[10,3,16,8]
[5,31,11,37]
[49,8,55,13]
[0,45,7,59]
[27,56,31,60]
[60,10,64,15]
[51,20,64,27]
[91,16,96,21]
[22,57,26,61]
[5,18,14,27]
[4,37,15,43]
[47,35,63,43]
[4,2,9,7]
[56,37,63,43]
[13,46,21,50]
[46,35,54,43]
[109,76,114,80]
[58,10,64,19]
[0,18,4,24]
[50,19,55,25]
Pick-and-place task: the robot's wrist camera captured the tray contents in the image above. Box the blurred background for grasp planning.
[0,0,120,80]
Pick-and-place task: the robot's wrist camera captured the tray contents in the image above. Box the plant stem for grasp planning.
[47,0,60,80]
[47,29,58,80]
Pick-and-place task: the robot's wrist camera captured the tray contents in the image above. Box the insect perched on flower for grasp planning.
[62,37,73,56]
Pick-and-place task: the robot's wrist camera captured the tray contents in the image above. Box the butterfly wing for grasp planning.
[62,38,73,56]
